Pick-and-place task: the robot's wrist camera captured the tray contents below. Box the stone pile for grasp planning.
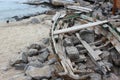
[59,29,119,80]
[9,40,63,80]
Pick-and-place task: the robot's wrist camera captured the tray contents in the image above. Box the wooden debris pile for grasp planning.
[8,0,120,80]
[51,6,120,80]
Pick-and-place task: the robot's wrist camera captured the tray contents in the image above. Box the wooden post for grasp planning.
[112,0,120,15]
[112,0,117,15]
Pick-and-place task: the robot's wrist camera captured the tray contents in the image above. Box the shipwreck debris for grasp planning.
[8,0,120,80]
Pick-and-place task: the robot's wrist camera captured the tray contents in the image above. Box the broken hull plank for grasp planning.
[67,5,92,13]
[80,14,120,42]
[53,20,108,35]
[99,27,120,54]
[76,33,111,74]
[76,33,101,62]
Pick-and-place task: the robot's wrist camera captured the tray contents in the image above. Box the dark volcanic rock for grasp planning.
[63,38,73,47]
[27,49,38,57]
[65,46,79,62]
[25,65,53,80]
[28,43,41,50]
[79,30,95,43]
[38,51,49,62]
[90,73,102,80]
[27,60,44,68]
[10,52,28,66]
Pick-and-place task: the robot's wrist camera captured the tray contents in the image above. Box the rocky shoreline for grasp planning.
[0,0,120,80]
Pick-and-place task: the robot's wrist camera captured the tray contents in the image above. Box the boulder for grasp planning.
[75,44,85,51]
[70,36,80,45]
[65,46,79,62]
[63,38,73,47]
[25,65,53,79]
[27,60,44,68]
[28,43,42,50]
[79,30,95,43]
[110,49,120,66]
[90,73,102,80]
[14,63,27,70]
[10,52,28,66]
[38,48,50,54]
[28,56,38,62]
[27,49,38,57]
[38,51,49,62]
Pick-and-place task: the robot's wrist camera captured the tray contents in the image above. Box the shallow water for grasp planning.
[0,0,50,21]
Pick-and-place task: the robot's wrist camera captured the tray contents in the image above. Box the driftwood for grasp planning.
[67,5,92,13]
[79,14,120,54]
[76,33,111,74]
[53,20,108,35]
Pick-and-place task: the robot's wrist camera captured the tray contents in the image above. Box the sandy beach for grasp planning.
[0,14,52,80]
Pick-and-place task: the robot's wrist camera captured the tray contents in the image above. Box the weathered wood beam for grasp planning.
[53,20,108,35]
[76,33,101,62]
[66,5,92,13]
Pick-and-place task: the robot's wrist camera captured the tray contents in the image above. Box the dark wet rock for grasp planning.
[14,63,27,70]
[89,73,102,80]
[63,38,73,47]
[25,65,53,80]
[28,43,41,50]
[27,49,38,57]
[79,30,95,43]
[28,56,38,62]
[38,51,49,62]
[12,16,21,21]
[30,18,40,24]
[75,44,85,51]
[110,49,120,66]
[38,48,50,54]
[10,52,28,66]
[27,60,44,68]
[65,46,79,62]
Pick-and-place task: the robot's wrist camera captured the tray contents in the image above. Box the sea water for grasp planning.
[0,0,50,21]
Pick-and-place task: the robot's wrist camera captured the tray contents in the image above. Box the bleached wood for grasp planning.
[54,20,108,35]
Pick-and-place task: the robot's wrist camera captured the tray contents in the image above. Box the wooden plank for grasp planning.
[76,33,101,62]
[67,5,92,13]
[101,28,120,53]
[53,20,108,35]
[103,24,120,42]
[79,14,120,54]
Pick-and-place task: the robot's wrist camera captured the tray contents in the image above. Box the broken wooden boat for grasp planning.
[50,9,120,80]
